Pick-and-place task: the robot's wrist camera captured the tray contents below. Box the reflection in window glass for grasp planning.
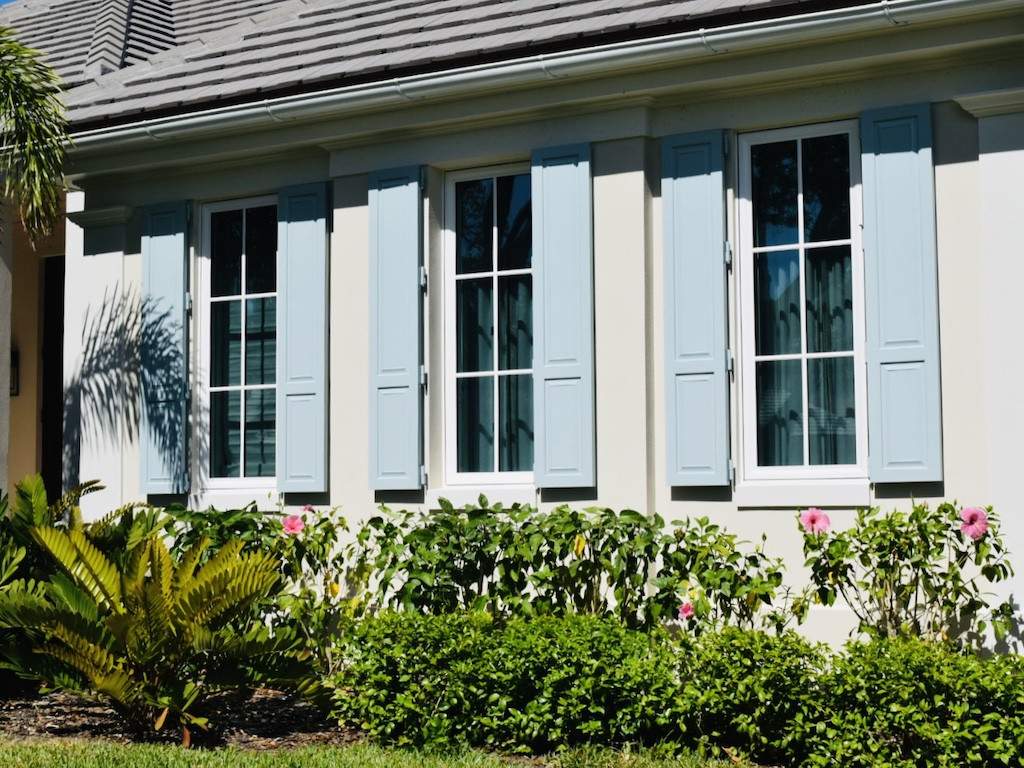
[208,202,278,479]
[452,172,534,476]
[747,130,858,470]
[802,134,851,243]
[751,140,798,247]
[456,179,493,274]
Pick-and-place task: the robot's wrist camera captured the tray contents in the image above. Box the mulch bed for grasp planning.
[0,689,361,750]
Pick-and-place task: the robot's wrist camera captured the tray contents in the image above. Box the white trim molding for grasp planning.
[955,87,1024,117]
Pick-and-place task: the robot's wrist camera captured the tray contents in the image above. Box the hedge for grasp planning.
[330,613,1024,766]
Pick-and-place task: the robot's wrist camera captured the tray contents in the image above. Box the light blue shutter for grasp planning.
[532,145,595,488]
[277,184,329,493]
[862,104,943,483]
[141,202,189,494]
[369,167,424,490]
[662,131,731,486]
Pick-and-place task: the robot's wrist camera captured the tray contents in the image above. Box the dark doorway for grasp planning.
[40,255,64,501]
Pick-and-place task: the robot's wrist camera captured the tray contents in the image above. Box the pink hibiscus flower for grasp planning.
[800,507,831,535]
[678,602,695,621]
[960,507,989,541]
[282,514,305,535]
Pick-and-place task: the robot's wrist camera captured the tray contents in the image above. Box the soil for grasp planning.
[0,688,361,750]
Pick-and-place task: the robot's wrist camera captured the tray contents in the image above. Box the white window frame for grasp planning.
[443,163,535,487]
[736,120,868,485]
[195,195,279,495]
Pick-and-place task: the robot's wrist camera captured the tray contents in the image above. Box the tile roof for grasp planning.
[0,0,292,87]
[1,0,865,128]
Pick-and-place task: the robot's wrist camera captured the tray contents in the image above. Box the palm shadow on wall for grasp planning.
[62,284,205,495]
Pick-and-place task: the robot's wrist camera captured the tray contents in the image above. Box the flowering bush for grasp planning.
[350,499,797,632]
[799,502,1015,645]
[168,502,351,677]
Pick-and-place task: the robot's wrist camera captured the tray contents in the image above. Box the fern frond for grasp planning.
[149,538,172,600]
[32,527,123,612]
[48,624,118,676]
[174,537,210,593]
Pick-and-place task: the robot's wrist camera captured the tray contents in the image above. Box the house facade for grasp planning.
[1,0,1023,640]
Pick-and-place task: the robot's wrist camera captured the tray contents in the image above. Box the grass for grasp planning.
[0,742,745,768]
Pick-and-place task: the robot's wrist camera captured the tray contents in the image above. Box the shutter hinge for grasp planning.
[728,460,736,485]
[724,241,733,269]
[419,265,428,291]
[419,167,427,192]
[184,293,193,316]
[726,349,735,375]
[419,364,428,390]
[419,465,428,487]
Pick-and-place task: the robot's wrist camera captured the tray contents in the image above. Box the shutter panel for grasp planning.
[369,167,424,490]
[662,131,731,487]
[532,145,596,488]
[277,184,329,493]
[140,202,189,494]
[861,104,943,483]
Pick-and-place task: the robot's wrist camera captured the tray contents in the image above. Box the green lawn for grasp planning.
[0,742,744,768]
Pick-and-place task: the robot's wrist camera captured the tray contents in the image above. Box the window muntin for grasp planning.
[206,202,277,480]
[739,123,867,481]
[446,168,534,484]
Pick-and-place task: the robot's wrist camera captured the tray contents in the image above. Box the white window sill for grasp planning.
[189,487,280,511]
[734,480,870,509]
[425,485,538,510]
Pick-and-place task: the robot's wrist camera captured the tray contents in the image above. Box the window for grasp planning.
[200,197,278,486]
[738,122,867,481]
[444,167,534,484]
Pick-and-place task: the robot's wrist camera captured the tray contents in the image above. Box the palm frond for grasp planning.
[0,26,69,244]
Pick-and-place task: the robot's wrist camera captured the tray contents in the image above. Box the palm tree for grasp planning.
[0,25,68,244]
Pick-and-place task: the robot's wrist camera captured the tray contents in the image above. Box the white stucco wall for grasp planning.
[58,19,1024,643]
[976,109,1024,614]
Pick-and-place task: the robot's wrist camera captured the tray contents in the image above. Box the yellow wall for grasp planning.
[7,211,63,492]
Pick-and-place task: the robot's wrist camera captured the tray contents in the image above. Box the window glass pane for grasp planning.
[754,250,801,356]
[751,140,798,247]
[806,246,853,353]
[498,275,532,370]
[497,174,531,270]
[456,278,493,373]
[245,205,277,294]
[210,301,241,387]
[244,389,276,477]
[499,374,533,472]
[756,359,804,467]
[211,210,242,296]
[802,134,851,243]
[808,357,856,465]
[211,390,241,477]
[457,377,494,473]
[456,179,493,274]
[245,297,276,385]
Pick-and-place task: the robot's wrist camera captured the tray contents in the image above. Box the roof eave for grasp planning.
[67,0,1023,156]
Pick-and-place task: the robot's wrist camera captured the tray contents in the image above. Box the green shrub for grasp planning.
[798,637,1024,767]
[331,612,684,753]
[800,503,1015,645]
[350,499,795,631]
[676,628,826,764]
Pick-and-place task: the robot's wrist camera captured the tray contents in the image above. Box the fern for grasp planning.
[0,505,313,744]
